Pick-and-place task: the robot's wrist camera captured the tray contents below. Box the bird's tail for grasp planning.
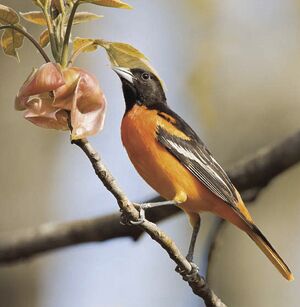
[229,196,294,281]
[245,222,294,281]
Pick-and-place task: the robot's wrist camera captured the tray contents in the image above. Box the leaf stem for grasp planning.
[61,0,80,67]
[43,4,59,62]
[0,25,51,63]
[59,0,66,15]
[68,41,94,66]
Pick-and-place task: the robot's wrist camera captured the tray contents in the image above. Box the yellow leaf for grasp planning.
[99,41,148,60]
[71,38,161,83]
[20,11,47,26]
[98,41,161,82]
[73,37,99,54]
[80,0,132,9]
[0,4,19,25]
[73,12,103,24]
[39,29,50,48]
[1,25,25,60]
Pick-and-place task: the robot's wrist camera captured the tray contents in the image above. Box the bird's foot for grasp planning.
[129,203,151,225]
[120,204,149,226]
[119,209,132,226]
[120,200,173,225]
[175,262,199,282]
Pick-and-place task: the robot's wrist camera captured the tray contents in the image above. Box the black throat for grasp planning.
[122,80,138,113]
[120,73,167,113]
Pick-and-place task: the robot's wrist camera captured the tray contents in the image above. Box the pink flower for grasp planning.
[15,63,107,139]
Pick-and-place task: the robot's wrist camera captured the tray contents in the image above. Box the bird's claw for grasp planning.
[175,262,199,282]
[119,204,147,226]
[119,209,131,226]
[130,205,146,225]
[183,263,199,282]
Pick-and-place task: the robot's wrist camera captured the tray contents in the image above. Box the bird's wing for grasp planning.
[154,105,238,206]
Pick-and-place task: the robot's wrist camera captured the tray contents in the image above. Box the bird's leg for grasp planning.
[130,200,178,225]
[176,215,201,282]
[186,215,201,263]
[139,200,178,210]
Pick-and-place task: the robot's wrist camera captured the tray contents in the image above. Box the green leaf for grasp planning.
[39,29,50,47]
[0,4,19,25]
[20,11,47,26]
[1,25,25,60]
[73,12,103,25]
[79,0,132,9]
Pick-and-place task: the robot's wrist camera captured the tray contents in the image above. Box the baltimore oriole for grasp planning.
[113,66,293,281]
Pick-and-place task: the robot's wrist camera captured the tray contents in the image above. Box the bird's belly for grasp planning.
[121,110,211,212]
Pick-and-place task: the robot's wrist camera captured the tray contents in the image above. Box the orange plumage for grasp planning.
[115,67,293,281]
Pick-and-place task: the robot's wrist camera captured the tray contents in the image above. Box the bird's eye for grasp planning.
[141,72,150,80]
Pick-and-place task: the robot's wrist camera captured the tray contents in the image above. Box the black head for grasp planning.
[113,67,167,112]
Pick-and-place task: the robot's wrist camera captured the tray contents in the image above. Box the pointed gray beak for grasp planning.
[112,67,135,84]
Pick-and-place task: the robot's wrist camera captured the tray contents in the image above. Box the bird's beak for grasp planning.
[112,67,134,84]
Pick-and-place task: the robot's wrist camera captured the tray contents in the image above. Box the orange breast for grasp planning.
[121,105,210,213]
[121,105,253,230]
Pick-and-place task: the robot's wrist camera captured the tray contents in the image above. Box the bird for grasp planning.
[113,66,293,281]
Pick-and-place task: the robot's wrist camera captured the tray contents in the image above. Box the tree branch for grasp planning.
[229,130,300,192]
[1,130,299,304]
[1,130,299,263]
[70,138,226,306]
[0,213,132,262]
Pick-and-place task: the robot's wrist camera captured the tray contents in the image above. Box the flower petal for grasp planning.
[70,77,107,139]
[15,68,37,110]
[24,94,68,130]
[16,63,65,110]
[16,64,107,137]
[53,68,81,110]
[75,69,104,112]
[53,67,102,111]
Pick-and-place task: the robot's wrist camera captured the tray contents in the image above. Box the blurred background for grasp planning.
[0,0,300,306]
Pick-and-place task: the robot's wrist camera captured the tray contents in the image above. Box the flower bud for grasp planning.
[16,64,107,139]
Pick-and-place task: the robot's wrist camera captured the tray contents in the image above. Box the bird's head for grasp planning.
[113,67,166,112]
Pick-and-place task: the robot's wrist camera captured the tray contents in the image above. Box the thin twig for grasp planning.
[0,130,299,264]
[0,25,50,63]
[1,130,300,305]
[58,0,66,15]
[0,190,263,266]
[71,138,226,307]
[60,0,80,67]
[43,0,59,61]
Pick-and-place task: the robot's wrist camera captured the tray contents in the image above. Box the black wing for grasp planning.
[154,104,238,206]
